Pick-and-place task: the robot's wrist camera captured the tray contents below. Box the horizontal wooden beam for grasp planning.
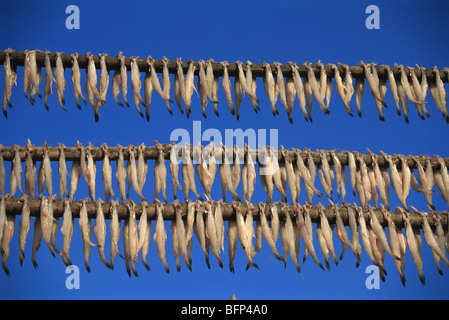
[3,197,447,230]
[0,142,448,170]
[0,49,448,83]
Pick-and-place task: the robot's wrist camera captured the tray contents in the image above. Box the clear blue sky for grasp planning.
[0,0,449,300]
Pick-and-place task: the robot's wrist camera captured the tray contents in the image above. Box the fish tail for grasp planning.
[142,259,151,271]
[165,100,173,115]
[124,98,130,108]
[114,96,124,107]
[135,105,144,118]
[32,259,39,269]
[89,240,99,247]
[214,103,219,117]
[177,103,184,115]
[75,99,82,111]
[164,261,170,274]
[205,256,211,269]
[418,270,425,285]
[2,262,10,277]
[400,274,406,287]
[132,265,139,277]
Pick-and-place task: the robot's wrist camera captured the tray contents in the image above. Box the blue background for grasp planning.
[0,0,448,300]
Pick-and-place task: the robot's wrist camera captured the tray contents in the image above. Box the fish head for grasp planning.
[155,140,164,154]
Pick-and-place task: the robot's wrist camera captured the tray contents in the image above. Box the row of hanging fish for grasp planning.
[0,139,449,210]
[1,140,449,212]
[0,194,447,286]
[2,49,449,123]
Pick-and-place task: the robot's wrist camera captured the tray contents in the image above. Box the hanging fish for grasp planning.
[432,66,449,122]
[399,208,425,285]
[330,64,353,116]
[79,198,98,273]
[57,143,68,199]
[54,52,68,111]
[173,58,184,115]
[409,66,430,118]
[288,62,308,122]
[207,59,220,117]
[101,143,115,202]
[24,140,36,198]
[274,62,291,123]
[126,200,139,277]
[154,140,168,203]
[173,199,191,271]
[136,142,148,192]
[129,56,145,118]
[205,200,223,268]
[71,52,86,110]
[245,60,260,114]
[263,62,279,116]
[59,199,74,267]
[43,50,53,111]
[109,200,123,270]
[220,61,235,116]
[380,64,400,116]
[380,151,407,210]
[28,50,43,105]
[112,55,124,108]
[2,213,15,276]
[115,144,127,202]
[360,61,387,111]
[94,53,110,120]
[23,50,32,102]
[227,219,238,273]
[366,149,388,210]
[2,49,17,118]
[18,195,30,266]
[154,200,169,274]
[181,144,203,201]
[184,59,197,118]
[304,61,330,115]
[161,56,174,115]
[126,145,146,201]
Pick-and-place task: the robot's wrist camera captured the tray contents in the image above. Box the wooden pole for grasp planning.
[3,197,447,230]
[0,49,447,83]
[1,143,448,169]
